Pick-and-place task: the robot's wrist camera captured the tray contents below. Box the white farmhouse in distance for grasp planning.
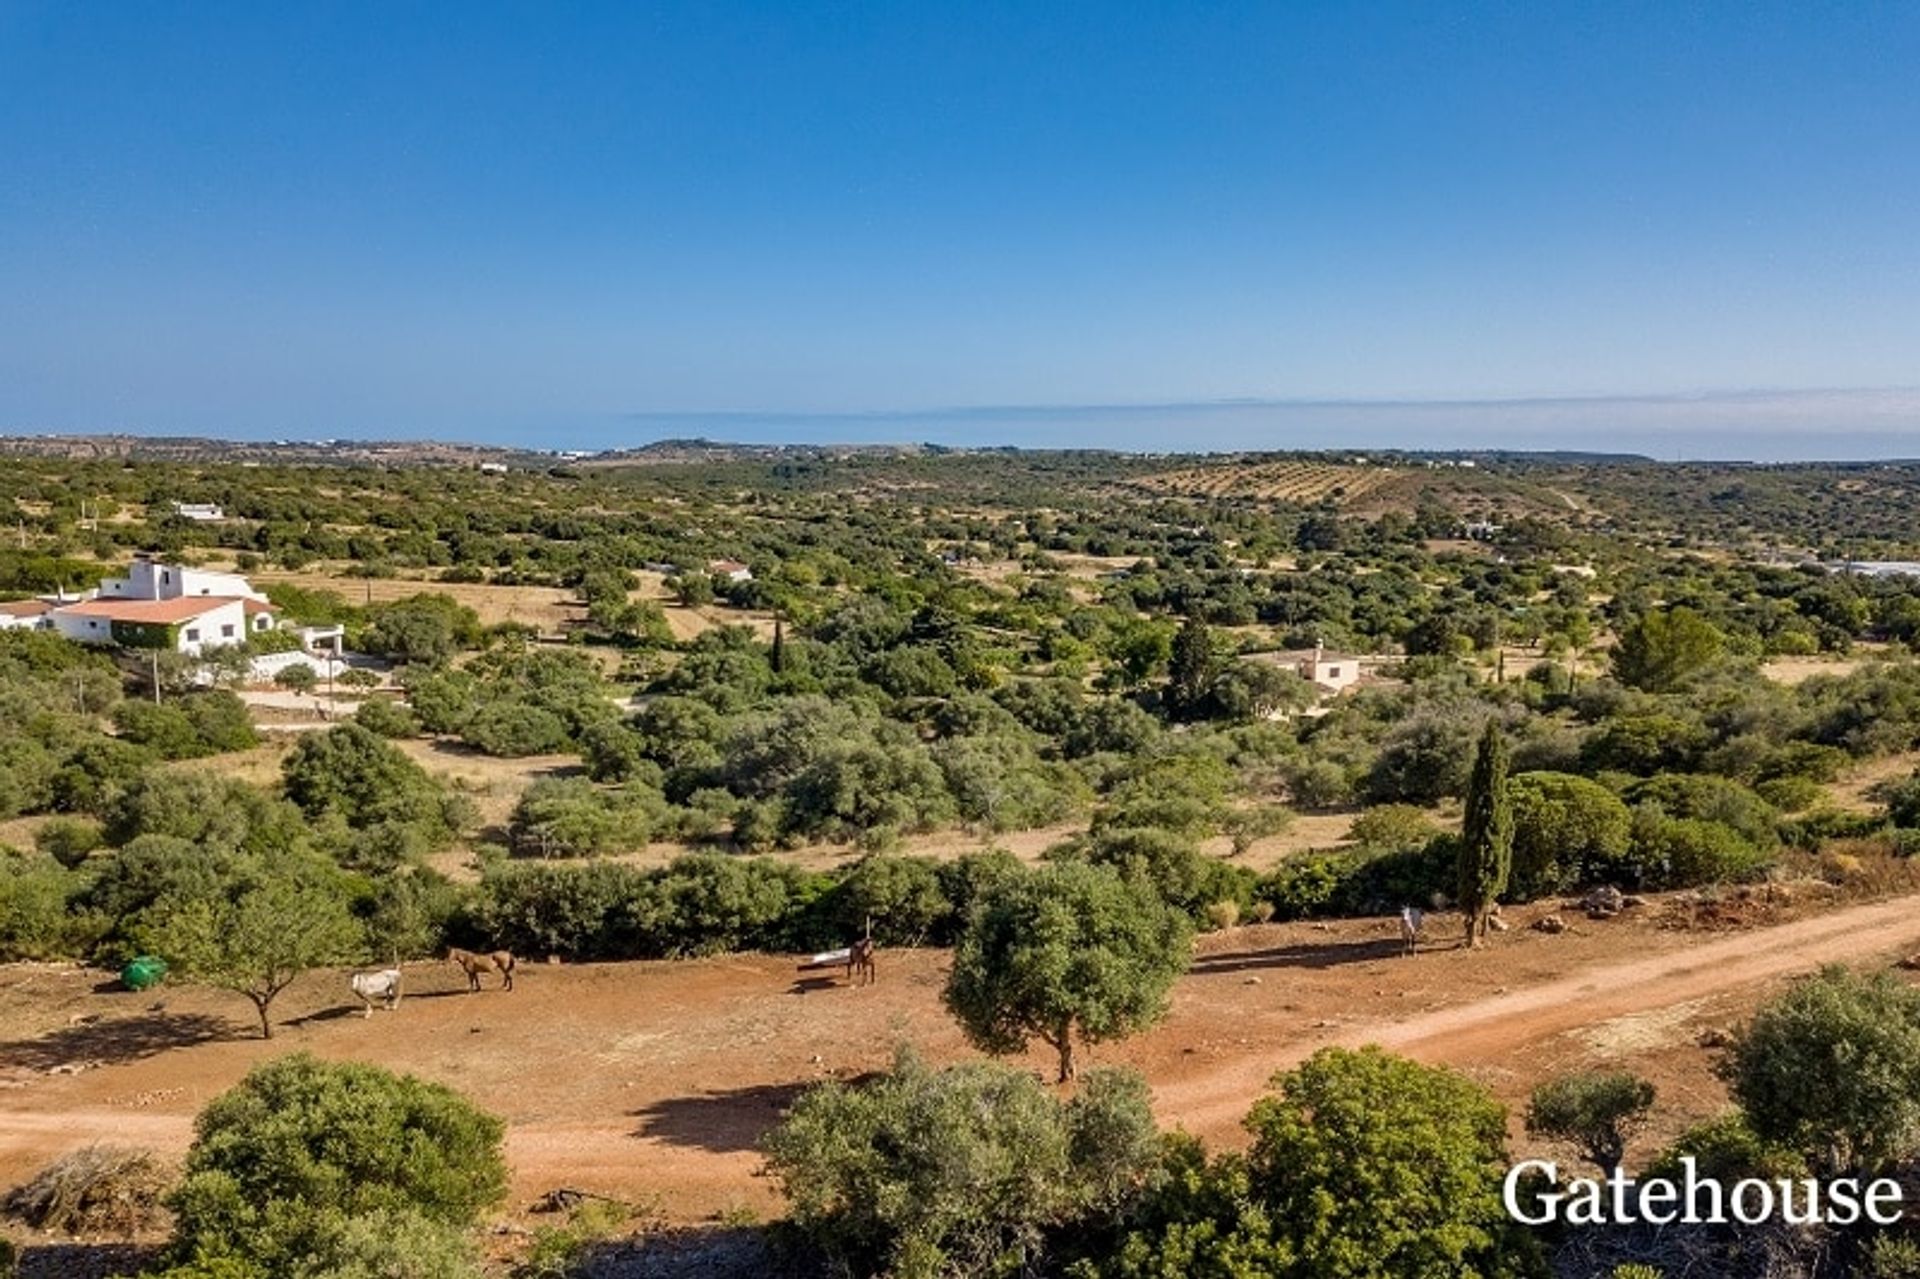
[708,558,754,583]
[1293,642,1362,694]
[170,502,226,522]
[1254,641,1365,697]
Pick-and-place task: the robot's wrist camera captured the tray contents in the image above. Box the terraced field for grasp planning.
[1132,459,1400,504]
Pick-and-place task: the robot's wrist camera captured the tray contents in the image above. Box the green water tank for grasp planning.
[120,955,168,992]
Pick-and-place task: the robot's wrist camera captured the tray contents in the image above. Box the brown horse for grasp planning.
[846,915,876,987]
[447,947,515,992]
[847,936,876,987]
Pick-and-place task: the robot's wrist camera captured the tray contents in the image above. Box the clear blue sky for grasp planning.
[3,2,1919,456]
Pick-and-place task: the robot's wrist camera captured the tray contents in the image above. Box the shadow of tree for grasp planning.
[18,1242,158,1279]
[629,1081,817,1154]
[0,1011,234,1072]
[1189,935,1452,975]
[568,1226,778,1279]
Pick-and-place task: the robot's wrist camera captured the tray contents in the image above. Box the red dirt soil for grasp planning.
[5,889,1920,1228]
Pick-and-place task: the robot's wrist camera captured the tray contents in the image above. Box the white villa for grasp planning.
[4,557,285,656]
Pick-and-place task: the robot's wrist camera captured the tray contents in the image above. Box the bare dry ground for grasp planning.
[5,885,1918,1232]
[247,570,585,632]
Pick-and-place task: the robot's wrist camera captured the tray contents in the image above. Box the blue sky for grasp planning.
[2,3,1919,456]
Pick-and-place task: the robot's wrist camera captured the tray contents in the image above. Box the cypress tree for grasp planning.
[1166,614,1216,720]
[1457,721,1513,948]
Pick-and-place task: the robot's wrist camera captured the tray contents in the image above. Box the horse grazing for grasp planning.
[447,947,515,992]
[350,968,402,1018]
[1398,906,1424,957]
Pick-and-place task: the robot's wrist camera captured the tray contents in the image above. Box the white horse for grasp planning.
[350,968,402,1018]
[1398,906,1424,957]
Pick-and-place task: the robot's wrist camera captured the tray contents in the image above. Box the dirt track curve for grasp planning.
[1156,892,1920,1136]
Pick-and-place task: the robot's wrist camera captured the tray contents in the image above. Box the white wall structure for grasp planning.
[0,600,55,632]
[51,596,250,654]
[97,558,266,603]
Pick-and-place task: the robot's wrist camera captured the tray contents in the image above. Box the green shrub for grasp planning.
[460,700,571,757]
[353,696,421,739]
[35,816,104,868]
[1347,803,1438,852]
[766,1050,1162,1279]
[508,777,661,859]
[1724,966,1920,1175]
[1626,811,1772,889]
[165,1054,506,1271]
[1508,771,1632,898]
[0,850,88,960]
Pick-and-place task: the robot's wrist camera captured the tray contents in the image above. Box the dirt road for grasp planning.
[1156,891,1920,1136]
[5,889,1920,1223]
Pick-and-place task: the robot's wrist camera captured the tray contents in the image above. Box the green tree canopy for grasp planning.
[944,860,1191,1082]
[1525,1070,1657,1175]
[135,854,363,1038]
[1507,771,1632,898]
[1725,966,1920,1175]
[160,1054,505,1277]
[765,1049,1162,1279]
[1612,607,1726,692]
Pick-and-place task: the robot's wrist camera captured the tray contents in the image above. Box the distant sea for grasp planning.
[16,387,1920,462]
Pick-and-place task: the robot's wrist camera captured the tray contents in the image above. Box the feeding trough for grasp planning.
[120,955,168,992]
[797,948,852,972]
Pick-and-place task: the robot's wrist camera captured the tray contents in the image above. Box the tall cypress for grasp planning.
[1166,614,1216,720]
[1456,721,1513,948]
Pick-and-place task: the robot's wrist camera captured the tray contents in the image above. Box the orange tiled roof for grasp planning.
[0,599,53,618]
[56,596,245,624]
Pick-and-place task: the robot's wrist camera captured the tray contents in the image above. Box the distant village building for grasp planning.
[478,462,509,474]
[1462,520,1503,541]
[170,502,226,522]
[708,559,754,583]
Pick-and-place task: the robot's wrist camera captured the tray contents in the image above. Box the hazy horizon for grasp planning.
[12,386,1920,463]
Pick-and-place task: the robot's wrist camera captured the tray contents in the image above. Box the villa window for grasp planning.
[185,628,200,641]
[221,624,235,638]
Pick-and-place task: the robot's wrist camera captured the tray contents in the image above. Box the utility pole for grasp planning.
[151,649,161,705]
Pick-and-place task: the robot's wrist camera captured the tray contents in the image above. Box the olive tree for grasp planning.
[764,1049,1161,1279]
[137,856,363,1039]
[1525,1071,1656,1175]
[944,860,1191,1082]
[1724,965,1920,1175]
